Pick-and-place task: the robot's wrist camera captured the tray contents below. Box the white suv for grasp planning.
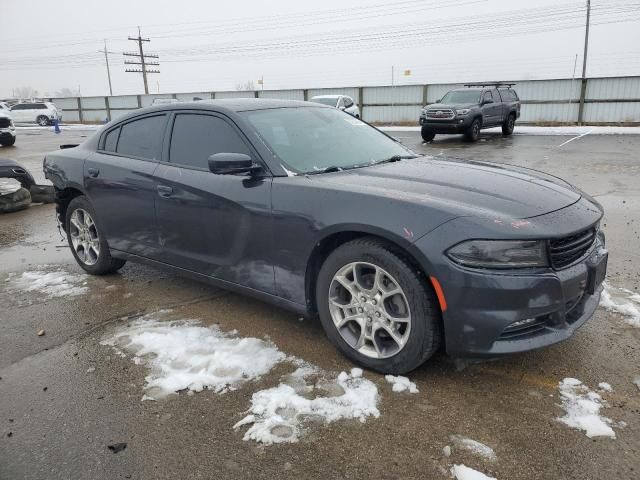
[310,95,360,118]
[0,111,16,146]
[10,102,62,126]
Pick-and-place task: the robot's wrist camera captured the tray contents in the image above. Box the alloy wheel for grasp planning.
[69,208,100,266]
[328,261,411,359]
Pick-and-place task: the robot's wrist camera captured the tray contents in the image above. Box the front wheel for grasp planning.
[0,136,15,147]
[316,237,442,374]
[421,127,436,142]
[37,116,50,126]
[65,196,126,275]
[502,114,515,135]
[464,118,481,141]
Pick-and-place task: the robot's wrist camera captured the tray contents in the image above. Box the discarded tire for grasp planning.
[29,184,55,204]
[0,187,31,213]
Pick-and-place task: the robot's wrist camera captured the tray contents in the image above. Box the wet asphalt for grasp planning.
[0,127,639,480]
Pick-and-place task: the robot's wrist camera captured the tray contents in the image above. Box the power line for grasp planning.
[124,27,160,94]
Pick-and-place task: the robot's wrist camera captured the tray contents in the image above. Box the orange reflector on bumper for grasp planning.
[429,276,447,312]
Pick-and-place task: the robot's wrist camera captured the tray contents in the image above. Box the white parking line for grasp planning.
[556,129,594,148]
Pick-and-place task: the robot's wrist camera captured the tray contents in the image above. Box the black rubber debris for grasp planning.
[107,442,127,454]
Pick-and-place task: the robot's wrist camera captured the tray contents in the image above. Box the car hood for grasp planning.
[424,103,476,110]
[313,157,582,219]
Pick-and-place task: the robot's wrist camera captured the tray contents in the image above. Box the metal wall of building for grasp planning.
[50,76,640,125]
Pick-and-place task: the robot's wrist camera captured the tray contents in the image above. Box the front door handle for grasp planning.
[87,167,100,178]
[157,185,173,198]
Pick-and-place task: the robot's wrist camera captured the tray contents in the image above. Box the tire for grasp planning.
[65,195,126,275]
[29,185,55,204]
[0,137,16,147]
[464,118,481,141]
[37,116,50,126]
[502,113,515,135]
[421,127,436,143]
[0,187,31,213]
[316,237,442,374]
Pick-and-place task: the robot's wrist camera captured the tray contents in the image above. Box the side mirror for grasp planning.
[435,99,441,103]
[208,153,260,175]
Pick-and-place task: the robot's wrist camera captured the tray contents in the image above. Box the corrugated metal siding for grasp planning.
[51,97,79,109]
[258,89,305,100]
[82,110,108,122]
[140,94,175,107]
[308,87,359,100]
[110,109,138,120]
[62,110,80,122]
[586,77,640,100]
[80,96,106,109]
[109,95,138,109]
[175,92,211,102]
[519,103,580,123]
[364,105,422,123]
[363,85,423,105]
[584,102,640,123]
[215,91,256,99]
[513,79,580,101]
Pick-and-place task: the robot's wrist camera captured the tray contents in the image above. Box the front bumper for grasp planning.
[419,115,474,133]
[413,199,605,357]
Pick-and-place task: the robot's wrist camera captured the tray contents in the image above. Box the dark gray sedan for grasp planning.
[43,99,607,373]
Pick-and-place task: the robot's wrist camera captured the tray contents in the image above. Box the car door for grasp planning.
[480,90,501,126]
[84,113,167,258]
[153,111,275,293]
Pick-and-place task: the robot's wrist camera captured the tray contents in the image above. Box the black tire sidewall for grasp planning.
[466,119,481,141]
[502,114,515,135]
[65,196,119,274]
[421,127,435,142]
[316,240,439,374]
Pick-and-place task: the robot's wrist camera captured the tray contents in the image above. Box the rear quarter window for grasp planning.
[102,127,120,152]
[116,115,166,160]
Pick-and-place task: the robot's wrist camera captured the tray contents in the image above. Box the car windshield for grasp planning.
[241,107,414,174]
[310,97,338,107]
[439,90,481,104]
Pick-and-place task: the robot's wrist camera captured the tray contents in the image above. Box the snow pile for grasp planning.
[598,382,613,392]
[7,270,88,298]
[599,283,640,327]
[385,375,419,393]
[450,464,497,480]
[557,378,616,438]
[450,435,497,462]
[234,367,380,444]
[100,312,286,400]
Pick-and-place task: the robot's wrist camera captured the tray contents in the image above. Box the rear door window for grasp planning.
[102,127,120,152]
[169,113,250,170]
[116,115,166,160]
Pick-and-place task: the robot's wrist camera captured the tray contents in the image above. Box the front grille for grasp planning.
[426,108,455,120]
[549,227,596,269]
[0,117,10,128]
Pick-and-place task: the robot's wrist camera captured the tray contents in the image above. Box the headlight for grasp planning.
[456,109,470,115]
[447,240,548,268]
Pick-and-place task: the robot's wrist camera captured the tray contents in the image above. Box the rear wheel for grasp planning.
[0,137,15,147]
[464,118,481,141]
[421,127,436,142]
[502,113,515,135]
[37,115,50,126]
[65,196,126,275]
[316,237,442,374]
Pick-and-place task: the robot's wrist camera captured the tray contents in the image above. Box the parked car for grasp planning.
[310,95,360,117]
[0,110,16,146]
[0,102,11,113]
[420,84,520,142]
[44,99,606,373]
[10,101,62,126]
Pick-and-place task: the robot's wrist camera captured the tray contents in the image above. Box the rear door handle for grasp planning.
[87,167,100,178]
[157,185,173,198]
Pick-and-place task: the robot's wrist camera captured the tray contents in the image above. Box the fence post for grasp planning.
[422,84,429,106]
[136,95,142,109]
[358,87,364,120]
[577,78,588,125]
[211,92,216,99]
[303,89,308,101]
[105,96,111,122]
[77,97,83,123]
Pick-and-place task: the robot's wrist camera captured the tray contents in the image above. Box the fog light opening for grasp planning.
[508,317,537,329]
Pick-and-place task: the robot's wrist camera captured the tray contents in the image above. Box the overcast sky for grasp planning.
[1,0,639,98]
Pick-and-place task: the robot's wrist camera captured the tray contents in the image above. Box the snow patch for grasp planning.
[100,312,286,400]
[385,375,419,393]
[7,270,88,298]
[450,435,497,462]
[234,367,380,444]
[633,376,640,392]
[557,378,616,438]
[599,283,640,327]
[598,382,613,392]
[450,464,497,480]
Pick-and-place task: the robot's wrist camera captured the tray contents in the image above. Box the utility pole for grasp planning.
[124,27,160,94]
[98,39,114,96]
[577,0,590,125]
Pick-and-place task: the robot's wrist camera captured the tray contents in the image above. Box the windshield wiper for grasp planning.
[372,154,419,165]
[306,165,350,175]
